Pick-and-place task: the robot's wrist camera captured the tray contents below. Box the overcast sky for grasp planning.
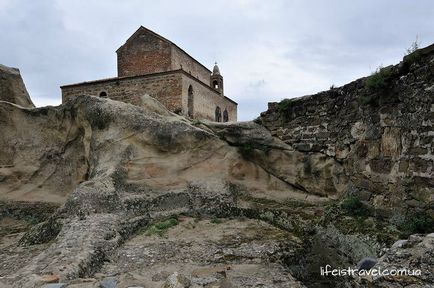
[0,0,433,120]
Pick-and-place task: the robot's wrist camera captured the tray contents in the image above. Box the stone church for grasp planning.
[61,26,237,122]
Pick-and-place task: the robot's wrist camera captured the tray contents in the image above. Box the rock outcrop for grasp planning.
[354,233,434,287]
[0,95,330,205]
[0,44,433,288]
[0,64,34,108]
[0,95,319,287]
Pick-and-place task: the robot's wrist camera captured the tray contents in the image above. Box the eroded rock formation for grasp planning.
[0,44,433,288]
[0,64,34,108]
[0,95,323,287]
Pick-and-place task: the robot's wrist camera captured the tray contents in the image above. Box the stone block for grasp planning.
[398,160,409,173]
[408,147,428,155]
[411,158,430,172]
[369,158,392,174]
[294,143,311,152]
[100,277,118,288]
[41,284,67,288]
[381,127,401,158]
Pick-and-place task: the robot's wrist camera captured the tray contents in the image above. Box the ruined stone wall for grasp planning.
[171,46,211,84]
[180,74,237,122]
[62,72,183,112]
[117,32,172,77]
[260,45,434,214]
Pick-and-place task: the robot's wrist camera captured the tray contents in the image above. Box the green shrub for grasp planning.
[210,217,222,224]
[277,98,294,114]
[358,94,378,107]
[404,51,422,67]
[400,211,434,236]
[365,66,393,91]
[340,195,367,216]
[155,218,178,230]
[143,218,179,236]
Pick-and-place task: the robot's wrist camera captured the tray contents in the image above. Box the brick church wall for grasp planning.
[117,32,172,77]
[62,26,238,122]
[62,72,183,112]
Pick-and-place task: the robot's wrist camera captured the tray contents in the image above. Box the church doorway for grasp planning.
[215,106,222,122]
[223,109,229,122]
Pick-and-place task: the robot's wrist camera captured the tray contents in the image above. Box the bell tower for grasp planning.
[210,62,224,96]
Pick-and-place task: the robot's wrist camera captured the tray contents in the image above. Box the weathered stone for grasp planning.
[99,277,117,288]
[0,64,34,108]
[163,272,190,288]
[381,127,401,158]
[405,199,424,208]
[411,158,430,172]
[369,158,392,174]
[356,257,377,271]
[399,160,409,172]
[294,143,312,152]
[354,190,372,201]
[41,284,67,288]
[40,274,60,284]
[369,234,434,286]
[408,147,428,155]
[351,121,366,139]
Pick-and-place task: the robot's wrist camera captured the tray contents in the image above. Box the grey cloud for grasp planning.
[0,0,433,120]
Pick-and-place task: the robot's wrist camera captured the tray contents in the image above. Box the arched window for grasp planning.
[215,106,221,122]
[99,91,107,98]
[187,85,194,118]
[223,109,229,122]
[213,80,219,89]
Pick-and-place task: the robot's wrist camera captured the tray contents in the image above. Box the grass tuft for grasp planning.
[210,217,223,224]
[143,218,179,237]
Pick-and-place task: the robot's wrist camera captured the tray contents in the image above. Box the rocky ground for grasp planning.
[0,50,433,288]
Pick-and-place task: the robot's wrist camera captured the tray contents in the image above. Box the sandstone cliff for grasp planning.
[0,44,433,288]
[0,64,34,108]
[0,95,321,287]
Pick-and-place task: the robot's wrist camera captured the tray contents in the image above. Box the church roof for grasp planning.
[116,26,212,73]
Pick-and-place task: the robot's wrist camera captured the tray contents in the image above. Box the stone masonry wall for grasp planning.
[260,44,434,216]
[62,72,183,112]
[171,46,211,84]
[117,31,172,77]
[61,71,237,121]
[181,74,237,122]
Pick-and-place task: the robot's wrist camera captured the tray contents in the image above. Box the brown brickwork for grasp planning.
[61,26,237,122]
[62,72,183,112]
[117,28,172,77]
